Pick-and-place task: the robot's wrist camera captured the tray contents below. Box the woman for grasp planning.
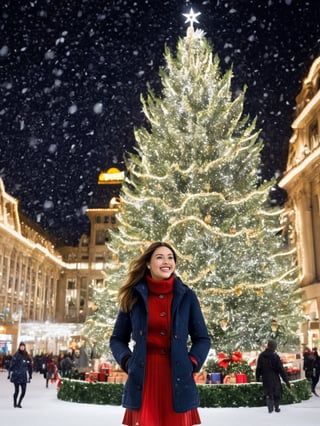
[8,342,33,408]
[110,241,211,426]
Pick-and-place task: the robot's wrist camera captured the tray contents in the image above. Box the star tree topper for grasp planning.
[183,8,201,38]
[183,8,201,28]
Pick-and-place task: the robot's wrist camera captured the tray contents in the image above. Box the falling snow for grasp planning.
[1,0,320,245]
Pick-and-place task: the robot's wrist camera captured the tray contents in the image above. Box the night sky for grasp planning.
[1,0,320,245]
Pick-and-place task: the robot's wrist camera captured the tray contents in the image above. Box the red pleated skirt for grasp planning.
[122,351,201,426]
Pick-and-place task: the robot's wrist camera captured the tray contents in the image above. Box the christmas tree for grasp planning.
[84,10,302,354]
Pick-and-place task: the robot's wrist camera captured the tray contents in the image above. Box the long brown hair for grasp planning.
[118,241,177,312]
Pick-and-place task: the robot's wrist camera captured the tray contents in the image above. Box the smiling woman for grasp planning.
[146,244,176,280]
[109,241,211,426]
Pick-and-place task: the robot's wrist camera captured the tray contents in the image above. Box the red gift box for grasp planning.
[235,373,247,383]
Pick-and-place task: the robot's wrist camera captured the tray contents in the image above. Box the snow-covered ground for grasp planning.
[1,371,320,426]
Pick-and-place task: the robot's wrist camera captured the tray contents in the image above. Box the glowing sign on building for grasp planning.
[98,167,124,185]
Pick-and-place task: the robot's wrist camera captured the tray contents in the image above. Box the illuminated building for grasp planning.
[279,57,320,349]
[0,168,123,355]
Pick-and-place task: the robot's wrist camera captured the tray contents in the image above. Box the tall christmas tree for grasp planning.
[84,10,302,354]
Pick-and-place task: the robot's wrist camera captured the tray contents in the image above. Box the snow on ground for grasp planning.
[1,371,320,426]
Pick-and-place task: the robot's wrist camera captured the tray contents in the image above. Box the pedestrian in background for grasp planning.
[303,347,314,381]
[256,339,291,413]
[7,342,33,408]
[60,353,74,377]
[3,352,12,371]
[44,355,57,388]
[110,241,211,426]
[310,347,320,396]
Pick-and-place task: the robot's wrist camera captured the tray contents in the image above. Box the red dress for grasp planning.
[122,275,201,426]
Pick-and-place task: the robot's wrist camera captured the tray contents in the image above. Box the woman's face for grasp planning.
[147,246,176,280]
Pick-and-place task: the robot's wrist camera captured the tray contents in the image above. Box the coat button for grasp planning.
[160,330,166,336]
[160,312,166,317]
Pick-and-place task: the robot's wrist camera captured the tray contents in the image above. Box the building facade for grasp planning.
[279,57,320,349]
[0,168,123,355]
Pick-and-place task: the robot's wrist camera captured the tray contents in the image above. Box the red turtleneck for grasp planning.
[146,275,174,354]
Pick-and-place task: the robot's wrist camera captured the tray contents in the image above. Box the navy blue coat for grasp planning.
[110,276,211,412]
[9,350,33,384]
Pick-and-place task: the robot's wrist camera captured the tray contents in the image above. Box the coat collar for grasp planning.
[134,275,188,312]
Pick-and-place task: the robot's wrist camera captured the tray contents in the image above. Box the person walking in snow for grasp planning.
[310,347,320,396]
[44,355,57,388]
[110,241,211,426]
[7,342,33,408]
[256,339,291,413]
[303,347,314,381]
